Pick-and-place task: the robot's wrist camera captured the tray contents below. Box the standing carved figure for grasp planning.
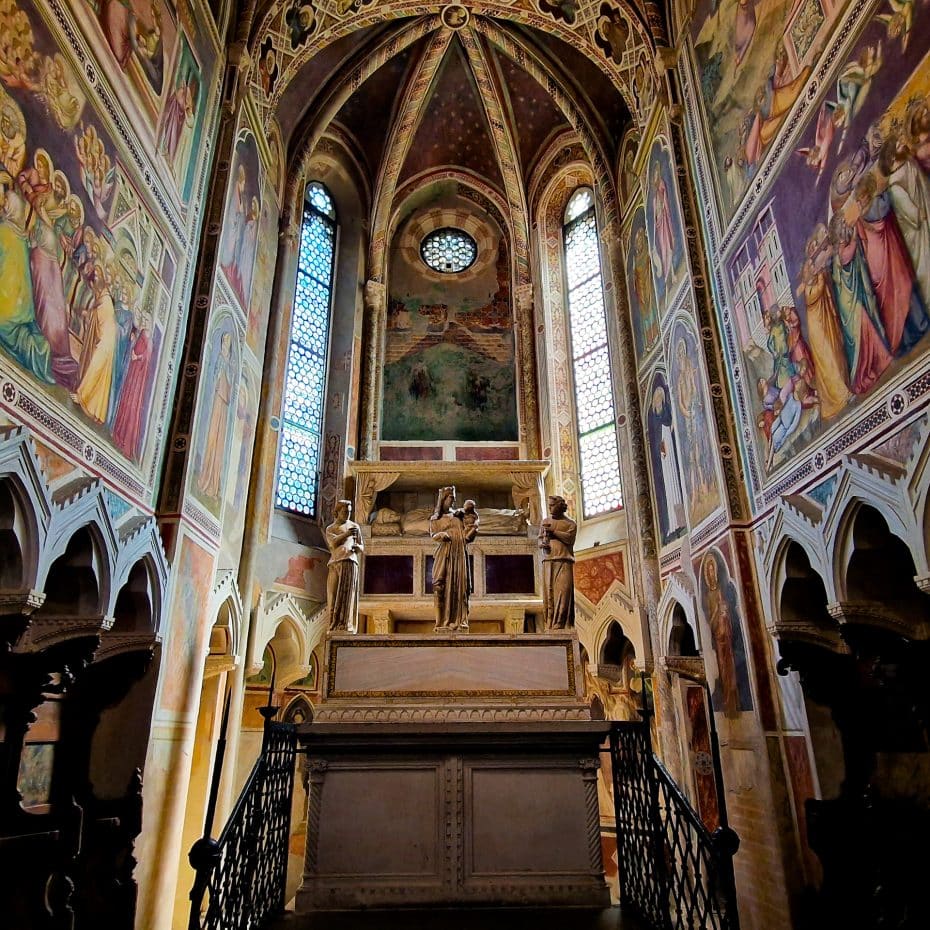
[326,500,364,633]
[430,486,474,631]
[539,495,577,630]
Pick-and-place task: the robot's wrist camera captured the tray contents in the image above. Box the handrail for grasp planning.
[609,719,740,930]
[188,721,297,930]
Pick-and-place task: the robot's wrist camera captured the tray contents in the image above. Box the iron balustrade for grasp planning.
[609,719,740,930]
[188,721,297,930]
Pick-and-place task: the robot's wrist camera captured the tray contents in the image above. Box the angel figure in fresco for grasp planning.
[877,0,915,51]
[0,6,40,92]
[38,53,82,130]
[197,330,235,500]
[832,43,884,151]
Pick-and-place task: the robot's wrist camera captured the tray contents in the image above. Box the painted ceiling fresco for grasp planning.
[248,1,658,138]
[399,41,506,189]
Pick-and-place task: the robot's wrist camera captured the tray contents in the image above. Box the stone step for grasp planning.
[271,906,645,930]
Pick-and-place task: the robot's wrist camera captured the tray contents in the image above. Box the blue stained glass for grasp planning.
[275,182,336,517]
[563,190,623,517]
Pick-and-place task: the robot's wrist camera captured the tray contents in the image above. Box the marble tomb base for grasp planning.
[295,634,611,910]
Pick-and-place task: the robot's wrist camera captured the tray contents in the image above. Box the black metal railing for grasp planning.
[188,720,297,930]
[609,719,740,930]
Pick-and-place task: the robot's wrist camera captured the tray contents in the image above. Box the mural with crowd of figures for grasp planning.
[724,1,930,473]
[0,0,216,472]
[690,0,852,217]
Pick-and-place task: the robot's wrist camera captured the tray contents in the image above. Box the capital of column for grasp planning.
[364,280,386,315]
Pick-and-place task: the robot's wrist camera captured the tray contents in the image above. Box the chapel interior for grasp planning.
[1,1,930,929]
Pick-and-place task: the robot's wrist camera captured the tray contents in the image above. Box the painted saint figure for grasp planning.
[196,331,234,500]
[539,495,576,630]
[325,500,363,633]
[430,486,472,631]
[647,379,685,545]
[650,160,677,286]
[700,551,752,720]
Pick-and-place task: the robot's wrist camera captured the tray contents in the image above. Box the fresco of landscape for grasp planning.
[726,2,930,473]
[382,239,518,442]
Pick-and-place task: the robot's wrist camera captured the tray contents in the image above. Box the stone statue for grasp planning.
[429,486,477,632]
[538,495,576,630]
[326,499,364,633]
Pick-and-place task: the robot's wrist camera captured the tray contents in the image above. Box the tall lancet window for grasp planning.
[276,181,336,517]
[562,187,623,518]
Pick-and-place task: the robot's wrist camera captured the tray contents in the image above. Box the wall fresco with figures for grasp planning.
[690,0,851,218]
[0,0,217,496]
[707,1,930,477]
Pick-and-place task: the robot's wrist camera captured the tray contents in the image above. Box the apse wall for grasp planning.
[382,185,520,457]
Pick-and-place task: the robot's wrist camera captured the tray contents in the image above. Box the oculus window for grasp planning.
[276,181,336,517]
[563,187,623,518]
[420,227,477,274]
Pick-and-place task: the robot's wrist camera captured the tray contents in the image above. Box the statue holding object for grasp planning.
[326,499,364,633]
[539,495,576,630]
[430,486,479,632]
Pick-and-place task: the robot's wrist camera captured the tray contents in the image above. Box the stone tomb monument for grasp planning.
[295,461,609,910]
[296,633,610,910]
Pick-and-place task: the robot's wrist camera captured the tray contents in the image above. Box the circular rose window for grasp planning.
[420,227,478,274]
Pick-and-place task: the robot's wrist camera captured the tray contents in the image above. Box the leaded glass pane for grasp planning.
[567,276,608,357]
[573,347,614,433]
[579,427,623,518]
[420,227,477,274]
[564,211,601,290]
[276,185,335,517]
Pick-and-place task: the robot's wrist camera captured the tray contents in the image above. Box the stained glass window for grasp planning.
[276,182,336,517]
[563,188,623,518]
[420,227,477,273]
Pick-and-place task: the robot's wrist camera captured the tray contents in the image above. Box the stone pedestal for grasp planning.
[296,634,610,910]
